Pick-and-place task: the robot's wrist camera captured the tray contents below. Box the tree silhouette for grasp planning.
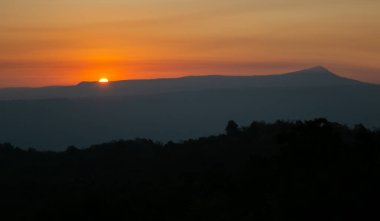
[225,120,239,135]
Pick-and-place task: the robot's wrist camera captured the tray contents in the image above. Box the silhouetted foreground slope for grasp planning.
[1,119,379,220]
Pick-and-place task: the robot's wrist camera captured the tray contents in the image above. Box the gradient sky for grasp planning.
[1,0,379,87]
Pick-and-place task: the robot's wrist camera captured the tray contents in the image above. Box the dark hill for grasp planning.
[1,119,379,220]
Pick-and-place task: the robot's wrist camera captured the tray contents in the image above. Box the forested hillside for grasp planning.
[1,119,379,220]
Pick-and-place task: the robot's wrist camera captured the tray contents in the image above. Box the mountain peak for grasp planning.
[287,66,340,78]
[277,66,365,87]
[303,66,335,75]
[309,65,330,71]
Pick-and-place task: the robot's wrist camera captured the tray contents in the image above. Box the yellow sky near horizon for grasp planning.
[0,0,379,87]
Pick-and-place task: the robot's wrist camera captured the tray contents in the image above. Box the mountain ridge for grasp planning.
[0,66,373,101]
[76,66,355,84]
[0,65,380,149]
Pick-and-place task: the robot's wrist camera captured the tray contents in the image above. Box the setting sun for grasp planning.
[99,78,109,83]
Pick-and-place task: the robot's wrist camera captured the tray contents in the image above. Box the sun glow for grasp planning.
[99,78,109,83]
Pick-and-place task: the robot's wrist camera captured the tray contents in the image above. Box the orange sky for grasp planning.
[0,0,379,87]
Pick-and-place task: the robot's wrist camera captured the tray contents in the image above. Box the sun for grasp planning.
[98,78,109,83]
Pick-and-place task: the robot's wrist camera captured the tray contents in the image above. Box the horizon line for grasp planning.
[0,66,340,90]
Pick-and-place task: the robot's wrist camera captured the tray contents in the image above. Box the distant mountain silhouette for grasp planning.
[0,66,379,149]
[0,66,364,100]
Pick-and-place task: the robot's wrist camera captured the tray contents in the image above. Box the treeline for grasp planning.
[1,119,380,220]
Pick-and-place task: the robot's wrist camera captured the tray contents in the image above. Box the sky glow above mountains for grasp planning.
[0,0,379,87]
